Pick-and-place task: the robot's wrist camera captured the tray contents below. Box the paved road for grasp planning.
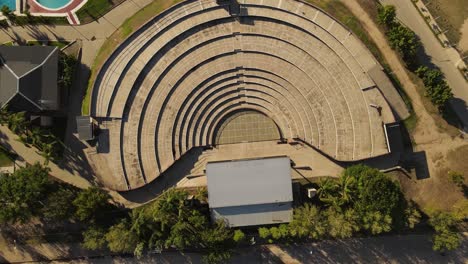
[1,233,466,263]
[60,234,466,264]
[381,0,468,131]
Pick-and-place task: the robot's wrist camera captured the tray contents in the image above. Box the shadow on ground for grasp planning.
[118,147,204,203]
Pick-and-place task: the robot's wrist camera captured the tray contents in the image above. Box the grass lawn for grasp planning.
[2,41,14,46]
[27,40,70,49]
[0,147,14,167]
[76,0,123,24]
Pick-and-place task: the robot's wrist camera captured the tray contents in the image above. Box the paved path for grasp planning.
[381,0,468,131]
[0,0,153,66]
[0,125,91,189]
[2,233,464,263]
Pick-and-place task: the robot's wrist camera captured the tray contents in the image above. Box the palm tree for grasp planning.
[337,173,357,206]
[28,126,43,147]
[40,141,56,165]
[317,177,339,205]
[0,106,9,125]
[7,111,27,135]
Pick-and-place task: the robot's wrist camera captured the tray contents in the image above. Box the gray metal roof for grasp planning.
[206,156,293,208]
[0,46,59,111]
[211,202,293,227]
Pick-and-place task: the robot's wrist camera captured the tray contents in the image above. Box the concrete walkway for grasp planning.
[381,0,468,131]
[0,125,91,189]
[0,0,153,66]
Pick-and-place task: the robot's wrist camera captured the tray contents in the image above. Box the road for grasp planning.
[1,233,466,263]
[381,0,468,131]
[63,234,468,263]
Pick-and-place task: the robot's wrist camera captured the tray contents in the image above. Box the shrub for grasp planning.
[449,171,465,187]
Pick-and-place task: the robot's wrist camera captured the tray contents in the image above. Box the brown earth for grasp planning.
[344,0,468,214]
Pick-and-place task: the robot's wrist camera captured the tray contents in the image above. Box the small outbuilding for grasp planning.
[206,156,293,227]
[76,116,94,141]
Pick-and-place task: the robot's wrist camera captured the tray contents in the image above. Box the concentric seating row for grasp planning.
[91,0,398,190]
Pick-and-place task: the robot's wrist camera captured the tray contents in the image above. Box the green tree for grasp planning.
[7,111,27,134]
[325,207,360,239]
[415,66,453,108]
[361,211,392,235]
[258,227,271,239]
[377,5,396,27]
[0,163,50,223]
[82,226,107,250]
[200,221,234,264]
[387,24,420,60]
[288,203,326,239]
[318,177,340,206]
[106,219,139,253]
[42,188,76,220]
[73,187,112,223]
[404,202,421,229]
[429,212,461,253]
[233,229,245,242]
[350,165,402,216]
[432,231,461,253]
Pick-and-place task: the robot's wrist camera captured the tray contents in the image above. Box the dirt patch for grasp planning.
[393,145,468,216]
[460,19,468,53]
[343,1,468,215]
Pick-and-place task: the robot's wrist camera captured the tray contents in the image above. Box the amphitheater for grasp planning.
[89,0,409,191]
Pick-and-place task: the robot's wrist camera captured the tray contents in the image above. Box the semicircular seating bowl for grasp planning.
[91,0,397,191]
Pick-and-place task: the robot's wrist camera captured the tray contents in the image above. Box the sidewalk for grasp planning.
[0,125,91,189]
[0,0,154,66]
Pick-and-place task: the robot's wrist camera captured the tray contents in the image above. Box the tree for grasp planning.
[449,171,465,188]
[318,177,340,206]
[415,66,453,108]
[377,5,396,27]
[0,163,50,223]
[429,211,461,253]
[404,202,421,229]
[361,211,392,235]
[325,207,360,239]
[233,230,245,242]
[42,188,76,220]
[73,187,112,223]
[258,227,271,239]
[82,226,107,250]
[432,231,461,253]
[269,224,290,241]
[7,111,27,134]
[350,165,402,216]
[288,203,326,239]
[199,221,234,264]
[106,219,139,253]
[387,24,420,60]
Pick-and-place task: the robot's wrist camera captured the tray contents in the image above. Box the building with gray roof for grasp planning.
[0,46,59,112]
[206,156,293,227]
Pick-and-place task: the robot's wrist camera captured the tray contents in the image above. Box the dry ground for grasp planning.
[421,0,468,53]
[345,0,468,216]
